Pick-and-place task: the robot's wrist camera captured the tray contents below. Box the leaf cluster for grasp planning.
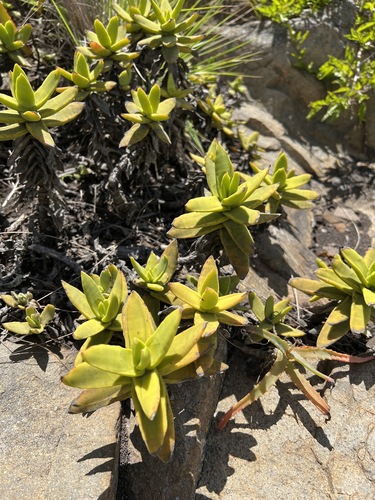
[290,247,375,347]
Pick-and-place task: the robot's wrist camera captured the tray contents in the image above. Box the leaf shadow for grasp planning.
[3,333,64,372]
[78,442,118,476]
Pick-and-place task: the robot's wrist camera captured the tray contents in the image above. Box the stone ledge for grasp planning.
[0,341,120,500]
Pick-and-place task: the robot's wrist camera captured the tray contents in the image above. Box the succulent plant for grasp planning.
[3,304,55,335]
[290,247,375,347]
[62,291,226,461]
[168,140,279,277]
[0,64,84,146]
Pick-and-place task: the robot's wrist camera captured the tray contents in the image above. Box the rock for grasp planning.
[196,352,375,499]
[0,341,120,500]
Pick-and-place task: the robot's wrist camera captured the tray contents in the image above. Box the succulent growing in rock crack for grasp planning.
[62,291,227,462]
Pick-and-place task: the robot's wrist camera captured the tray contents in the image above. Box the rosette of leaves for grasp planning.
[113,0,154,36]
[131,0,204,63]
[0,64,84,146]
[248,152,319,212]
[62,291,226,461]
[218,325,374,431]
[131,239,178,292]
[290,247,375,347]
[62,264,128,340]
[1,291,33,310]
[120,83,176,146]
[248,291,305,338]
[168,140,279,278]
[57,52,117,101]
[237,128,262,161]
[168,256,247,336]
[0,16,32,66]
[3,304,55,335]
[160,73,194,110]
[198,92,234,136]
[76,16,139,66]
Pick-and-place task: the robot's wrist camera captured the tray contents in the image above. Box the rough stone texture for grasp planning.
[0,341,120,500]
[117,337,227,500]
[196,353,375,499]
[225,1,374,160]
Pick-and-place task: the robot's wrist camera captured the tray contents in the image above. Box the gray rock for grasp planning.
[196,354,375,499]
[0,341,120,500]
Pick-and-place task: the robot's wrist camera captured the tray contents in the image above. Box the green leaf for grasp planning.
[149,84,161,113]
[133,369,161,420]
[62,362,132,388]
[73,318,107,340]
[81,271,104,318]
[119,123,149,147]
[219,227,250,279]
[43,102,84,127]
[14,73,35,110]
[350,293,371,334]
[0,123,27,140]
[223,220,254,255]
[2,321,39,335]
[38,87,78,117]
[82,345,141,377]
[169,282,203,310]
[158,323,206,375]
[123,291,155,347]
[34,70,61,108]
[94,19,112,49]
[132,377,169,457]
[146,307,182,368]
[68,384,132,414]
[25,121,55,147]
[285,360,330,415]
[62,280,95,319]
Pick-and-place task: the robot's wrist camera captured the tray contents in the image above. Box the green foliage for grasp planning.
[3,304,55,335]
[253,0,331,23]
[248,291,305,338]
[168,140,279,278]
[131,239,178,292]
[248,152,319,212]
[127,0,204,63]
[0,3,32,66]
[168,256,247,336]
[290,247,375,347]
[62,290,227,462]
[57,52,117,101]
[0,64,84,146]
[307,2,375,121]
[62,264,128,340]
[1,290,33,310]
[198,87,234,137]
[120,83,176,146]
[76,16,140,65]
